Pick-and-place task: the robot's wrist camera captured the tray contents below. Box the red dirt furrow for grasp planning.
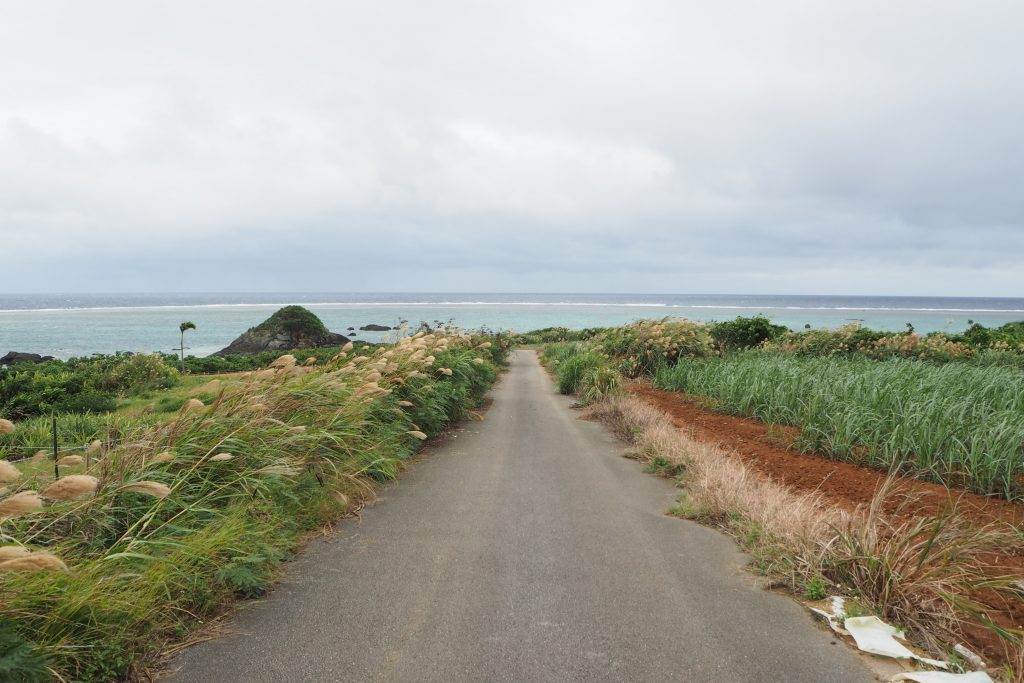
[626,383,1024,527]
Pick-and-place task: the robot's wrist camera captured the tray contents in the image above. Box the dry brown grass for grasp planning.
[831,481,1024,651]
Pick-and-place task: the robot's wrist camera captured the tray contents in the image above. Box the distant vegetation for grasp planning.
[0,343,388,424]
[0,354,177,420]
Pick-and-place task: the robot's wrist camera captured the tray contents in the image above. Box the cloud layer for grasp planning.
[1,1,1022,295]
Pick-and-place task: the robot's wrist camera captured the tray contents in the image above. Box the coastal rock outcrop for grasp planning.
[1,352,55,366]
[359,324,391,331]
[213,306,349,356]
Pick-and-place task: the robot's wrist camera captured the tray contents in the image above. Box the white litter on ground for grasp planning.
[844,616,949,669]
[953,644,985,669]
[889,672,995,683]
[808,596,850,635]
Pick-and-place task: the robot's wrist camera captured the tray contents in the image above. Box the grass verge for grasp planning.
[0,331,508,681]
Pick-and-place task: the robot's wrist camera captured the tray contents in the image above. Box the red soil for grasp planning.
[625,382,1024,664]
[626,383,1023,527]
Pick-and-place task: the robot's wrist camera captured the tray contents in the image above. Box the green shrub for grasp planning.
[580,365,623,404]
[710,315,788,351]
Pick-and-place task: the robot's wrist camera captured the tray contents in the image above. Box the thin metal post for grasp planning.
[52,415,59,479]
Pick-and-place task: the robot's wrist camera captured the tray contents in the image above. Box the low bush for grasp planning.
[710,315,788,351]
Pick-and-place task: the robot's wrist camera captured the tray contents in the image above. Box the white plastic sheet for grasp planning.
[844,616,949,669]
[808,596,849,635]
[890,672,995,683]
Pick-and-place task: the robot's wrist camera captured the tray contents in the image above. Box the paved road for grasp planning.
[171,350,876,682]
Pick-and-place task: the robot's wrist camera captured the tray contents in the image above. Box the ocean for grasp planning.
[1,293,1023,359]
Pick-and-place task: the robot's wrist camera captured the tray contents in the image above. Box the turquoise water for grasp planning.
[1,293,1022,359]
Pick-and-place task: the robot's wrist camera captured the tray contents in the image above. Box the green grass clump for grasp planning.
[654,352,1024,500]
[556,353,605,394]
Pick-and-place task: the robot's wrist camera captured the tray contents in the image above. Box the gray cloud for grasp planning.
[1,0,1022,295]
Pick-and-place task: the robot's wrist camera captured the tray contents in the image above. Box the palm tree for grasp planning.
[178,321,196,372]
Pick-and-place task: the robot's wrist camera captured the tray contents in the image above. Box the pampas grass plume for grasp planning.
[150,451,175,464]
[209,453,234,462]
[439,368,453,376]
[0,418,14,434]
[85,439,102,454]
[342,341,354,352]
[120,481,172,498]
[287,425,306,435]
[472,358,484,364]
[182,398,205,412]
[270,354,296,369]
[32,450,47,461]
[397,400,413,407]
[256,465,299,476]
[0,491,43,518]
[0,546,31,561]
[0,551,68,573]
[57,455,84,467]
[42,475,98,501]
[0,460,21,483]
[407,430,428,440]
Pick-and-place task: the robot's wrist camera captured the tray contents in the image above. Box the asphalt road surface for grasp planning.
[171,350,876,682]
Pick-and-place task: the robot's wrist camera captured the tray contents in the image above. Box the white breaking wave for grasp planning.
[1,301,1022,314]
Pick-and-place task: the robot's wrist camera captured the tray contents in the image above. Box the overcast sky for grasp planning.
[1,1,1022,296]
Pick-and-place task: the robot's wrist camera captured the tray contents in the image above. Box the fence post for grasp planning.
[52,415,60,479]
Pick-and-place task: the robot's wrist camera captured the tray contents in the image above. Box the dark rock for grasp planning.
[1,351,55,366]
[359,324,391,331]
[347,327,355,331]
[214,306,350,356]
